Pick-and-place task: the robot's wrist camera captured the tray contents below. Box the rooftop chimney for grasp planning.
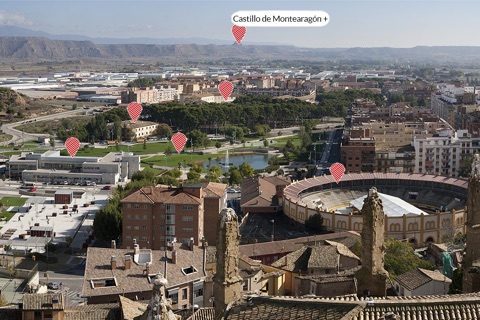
[111,255,117,270]
[189,237,194,251]
[172,250,177,264]
[52,296,60,309]
[134,244,140,255]
[146,262,151,275]
[111,240,116,249]
[124,254,132,270]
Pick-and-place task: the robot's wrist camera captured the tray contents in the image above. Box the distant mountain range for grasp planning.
[1,25,480,62]
[0,25,284,46]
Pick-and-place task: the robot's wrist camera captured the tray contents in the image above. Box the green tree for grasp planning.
[121,123,135,142]
[205,165,222,182]
[188,130,208,151]
[131,169,156,182]
[298,126,312,150]
[92,203,122,242]
[44,241,58,255]
[384,238,435,277]
[239,162,254,178]
[165,145,174,156]
[215,141,222,151]
[155,123,172,138]
[49,136,55,148]
[65,236,73,248]
[449,268,463,294]
[305,213,324,231]
[228,167,242,185]
[263,139,269,147]
[458,154,474,177]
[187,170,201,181]
[143,139,147,150]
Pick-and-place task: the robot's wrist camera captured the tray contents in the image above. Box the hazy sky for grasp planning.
[1,0,479,48]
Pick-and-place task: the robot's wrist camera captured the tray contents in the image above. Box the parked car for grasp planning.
[29,187,37,192]
[102,185,112,190]
[47,282,58,290]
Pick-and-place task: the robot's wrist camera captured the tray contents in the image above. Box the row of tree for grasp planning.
[140,90,382,133]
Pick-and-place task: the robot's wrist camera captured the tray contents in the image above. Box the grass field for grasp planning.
[1,197,27,207]
[0,197,27,221]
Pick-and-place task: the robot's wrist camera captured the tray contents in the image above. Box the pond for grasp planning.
[203,153,272,171]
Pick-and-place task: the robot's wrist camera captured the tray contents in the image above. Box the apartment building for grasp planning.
[121,182,226,249]
[430,84,480,128]
[121,86,179,104]
[413,129,479,176]
[340,137,375,173]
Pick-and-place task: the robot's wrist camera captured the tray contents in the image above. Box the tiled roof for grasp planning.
[239,231,360,258]
[64,303,121,320]
[271,239,359,272]
[82,244,206,298]
[240,176,288,209]
[352,294,480,320]
[185,307,215,320]
[118,295,148,319]
[22,293,64,310]
[201,182,227,197]
[308,246,339,269]
[324,240,360,261]
[121,185,201,205]
[271,246,308,272]
[419,268,452,283]
[224,293,480,320]
[225,296,361,320]
[262,176,290,187]
[394,268,451,291]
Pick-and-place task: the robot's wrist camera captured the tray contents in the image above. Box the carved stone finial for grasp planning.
[146,275,179,320]
[471,153,480,179]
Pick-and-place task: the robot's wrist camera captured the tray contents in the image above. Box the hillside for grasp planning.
[0,88,29,108]
[2,37,480,63]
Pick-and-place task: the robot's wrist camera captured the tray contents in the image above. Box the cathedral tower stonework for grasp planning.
[355,187,389,297]
[213,208,242,320]
[463,153,480,292]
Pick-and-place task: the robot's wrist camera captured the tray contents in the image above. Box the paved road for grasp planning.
[2,109,86,144]
[42,261,86,306]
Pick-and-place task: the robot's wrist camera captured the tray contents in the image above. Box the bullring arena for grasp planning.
[283,173,468,245]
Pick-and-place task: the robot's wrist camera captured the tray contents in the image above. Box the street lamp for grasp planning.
[190,237,195,319]
[271,220,275,242]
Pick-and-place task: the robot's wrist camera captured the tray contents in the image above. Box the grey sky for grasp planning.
[0,0,479,48]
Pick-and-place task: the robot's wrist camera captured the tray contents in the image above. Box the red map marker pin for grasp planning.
[65,137,80,158]
[127,102,143,123]
[232,25,246,44]
[218,81,234,101]
[171,132,187,154]
[330,162,345,184]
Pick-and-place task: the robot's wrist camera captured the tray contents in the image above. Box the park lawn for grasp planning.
[72,141,171,157]
[1,196,28,207]
[0,196,27,221]
[0,210,16,221]
[140,163,165,175]
[270,135,302,147]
